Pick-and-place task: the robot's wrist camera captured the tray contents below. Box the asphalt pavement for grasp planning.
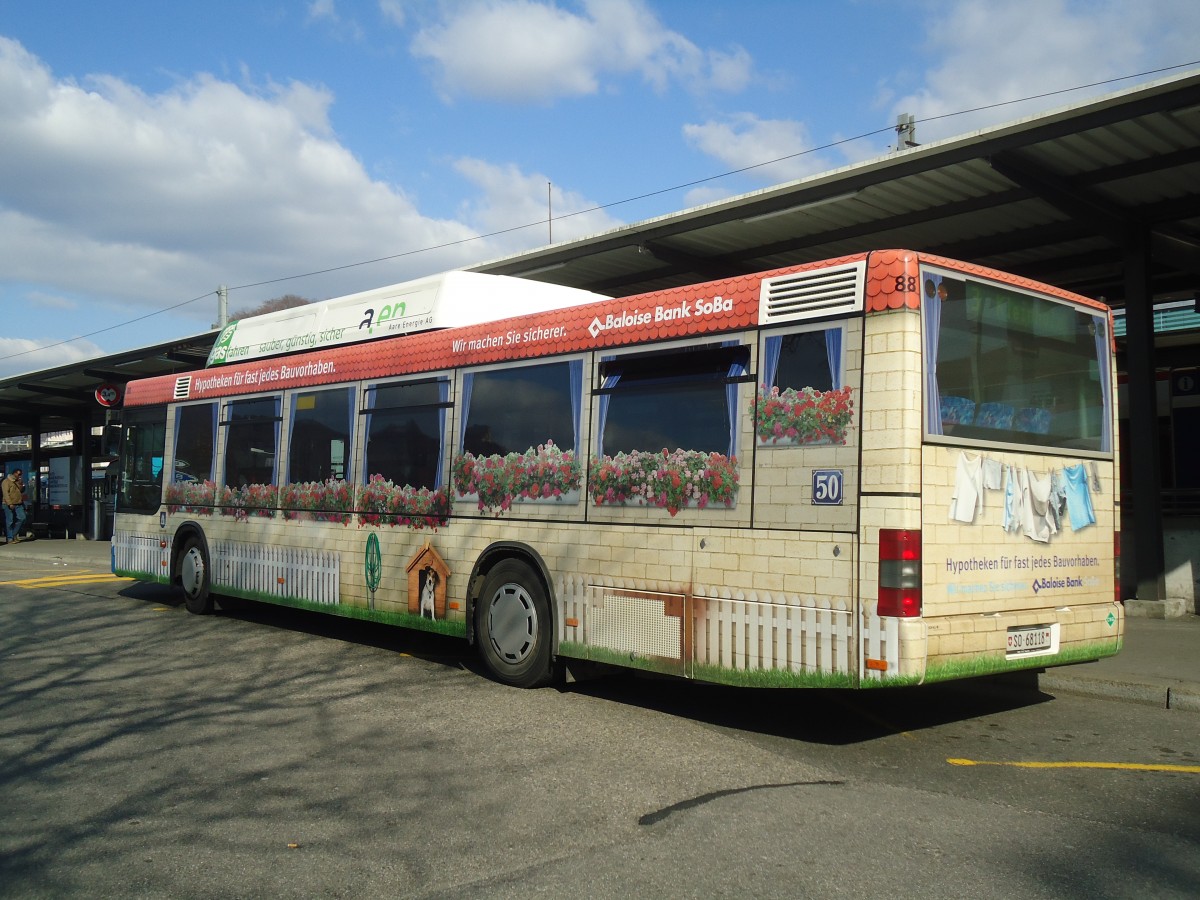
[2,535,1197,713]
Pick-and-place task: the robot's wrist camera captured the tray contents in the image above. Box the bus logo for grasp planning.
[206,321,239,365]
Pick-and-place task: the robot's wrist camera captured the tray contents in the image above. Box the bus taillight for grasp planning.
[879,528,921,617]
[1114,531,1122,604]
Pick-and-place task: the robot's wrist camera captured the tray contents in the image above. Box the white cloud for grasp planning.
[0,37,504,350]
[378,0,407,27]
[889,0,1200,144]
[674,2,1200,188]
[682,114,831,185]
[681,184,735,208]
[705,45,754,94]
[410,0,754,102]
[0,334,106,379]
[452,157,625,248]
[0,35,632,373]
[306,0,365,40]
[307,0,338,22]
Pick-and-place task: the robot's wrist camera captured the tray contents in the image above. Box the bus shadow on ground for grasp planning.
[120,582,1052,745]
[563,670,1052,745]
[119,582,482,672]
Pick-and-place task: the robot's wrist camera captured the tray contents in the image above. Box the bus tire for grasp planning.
[476,559,553,688]
[179,537,213,615]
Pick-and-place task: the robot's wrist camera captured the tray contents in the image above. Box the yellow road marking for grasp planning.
[3,573,133,588]
[948,757,1200,774]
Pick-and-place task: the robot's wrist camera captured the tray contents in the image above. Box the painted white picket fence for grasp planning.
[692,590,853,675]
[556,574,590,644]
[112,533,168,579]
[860,607,901,681]
[555,575,861,677]
[212,541,340,605]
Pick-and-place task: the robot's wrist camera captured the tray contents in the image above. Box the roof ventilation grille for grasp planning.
[173,376,192,400]
[759,261,865,323]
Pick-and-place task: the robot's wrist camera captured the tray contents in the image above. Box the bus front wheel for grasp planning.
[476,559,553,688]
[179,538,213,615]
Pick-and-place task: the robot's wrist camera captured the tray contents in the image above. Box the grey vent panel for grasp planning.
[758,261,865,323]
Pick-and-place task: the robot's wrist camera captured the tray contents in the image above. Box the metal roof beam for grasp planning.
[575,188,1045,296]
[161,351,208,366]
[926,220,1092,262]
[991,150,1200,278]
[989,151,1134,242]
[637,241,757,280]
[0,398,40,416]
[15,383,92,402]
[588,265,689,295]
[1071,144,1200,186]
[1150,229,1200,276]
[82,368,140,382]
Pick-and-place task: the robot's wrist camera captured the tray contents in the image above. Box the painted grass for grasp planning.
[920,639,1122,685]
[557,639,1122,689]
[213,587,466,638]
[113,568,169,586]
[114,564,466,637]
[558,641,857,688]
[691,663,857,689]
[558,642,681,677]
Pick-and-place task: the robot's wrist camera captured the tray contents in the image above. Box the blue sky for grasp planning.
[1,0,1197,377]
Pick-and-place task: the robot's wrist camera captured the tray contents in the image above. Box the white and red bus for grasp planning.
[114,250,1122,687]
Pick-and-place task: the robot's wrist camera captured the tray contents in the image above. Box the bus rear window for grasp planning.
[923,271,1112,453]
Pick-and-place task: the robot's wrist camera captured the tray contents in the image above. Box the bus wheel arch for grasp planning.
[173,524,213,615]
[467,543,556,688]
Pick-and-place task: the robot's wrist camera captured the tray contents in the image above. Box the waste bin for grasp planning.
[90,483,109,541]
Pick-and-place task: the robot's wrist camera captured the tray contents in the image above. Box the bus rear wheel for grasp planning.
[476,559,553,688]
[179,538,213,615]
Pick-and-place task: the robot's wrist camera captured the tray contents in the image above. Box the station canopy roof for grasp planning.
[2,70,1198,444]
[470,70,1200,306]
[0,335,216,445]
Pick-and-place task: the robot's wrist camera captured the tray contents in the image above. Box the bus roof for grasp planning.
[206,270,611,367]
[123,251,1108,409]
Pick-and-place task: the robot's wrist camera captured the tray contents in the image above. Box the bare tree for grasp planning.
[230,294,313,320]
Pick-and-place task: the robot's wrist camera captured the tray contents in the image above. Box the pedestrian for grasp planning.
[2,467,28,544]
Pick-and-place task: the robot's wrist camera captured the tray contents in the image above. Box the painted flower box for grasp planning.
[217,483,278,519]
[756,385,854,446]
[356,476,449,530]
[165,478,216,516]
[590,448,738,517]
[280,478,354,525]
[452,441,582,515]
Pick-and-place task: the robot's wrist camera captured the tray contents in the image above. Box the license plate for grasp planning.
[1006,624,1054,657]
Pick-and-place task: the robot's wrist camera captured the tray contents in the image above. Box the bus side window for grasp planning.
[117,407,167,514]
[288,387,355,484]
[598,343,748,459]
[174,402,216,484]
[459,360,580,459]
[220,398,281,489]
[363,379,448,489]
